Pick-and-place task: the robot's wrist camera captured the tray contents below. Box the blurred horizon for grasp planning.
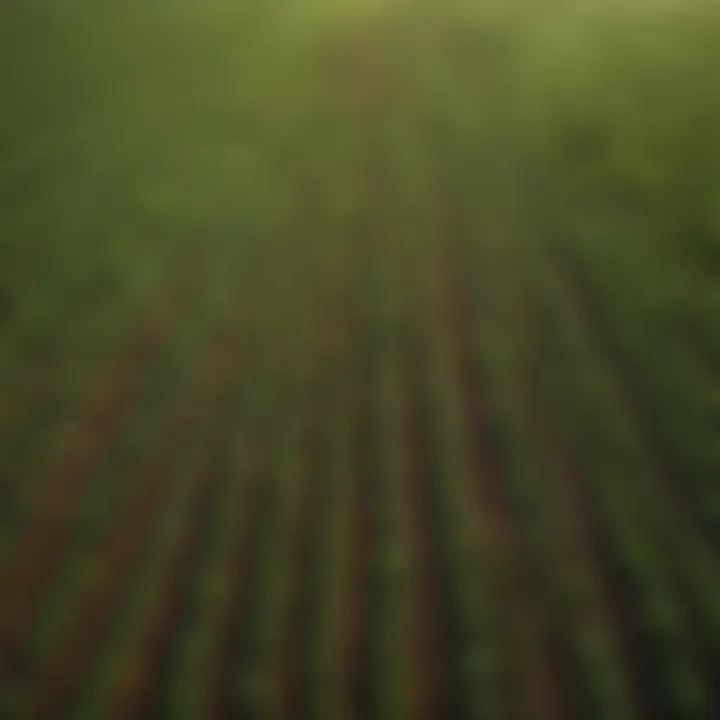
[1,0,719,718]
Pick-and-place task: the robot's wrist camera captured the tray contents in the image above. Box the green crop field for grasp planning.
[1,0,719,717]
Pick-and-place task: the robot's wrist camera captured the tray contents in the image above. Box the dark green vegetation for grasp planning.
[1,0,719,717]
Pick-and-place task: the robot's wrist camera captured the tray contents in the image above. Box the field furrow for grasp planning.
[2,1,719,718]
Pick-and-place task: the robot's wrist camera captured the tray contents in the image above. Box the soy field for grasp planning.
[1,0,720,718]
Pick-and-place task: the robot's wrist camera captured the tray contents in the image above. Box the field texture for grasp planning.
[1,0,720,718]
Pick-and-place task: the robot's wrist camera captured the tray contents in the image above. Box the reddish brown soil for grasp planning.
[0,269,194,687]
[107,331,246,720]
[274,366,330,720]
[545,244,718,717]
[25,327,238,719]
[205,408,280,719]
[440,240,569,720]
[398,328,462,720]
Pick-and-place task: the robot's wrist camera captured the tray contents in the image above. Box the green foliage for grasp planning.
[2,0,720,718]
